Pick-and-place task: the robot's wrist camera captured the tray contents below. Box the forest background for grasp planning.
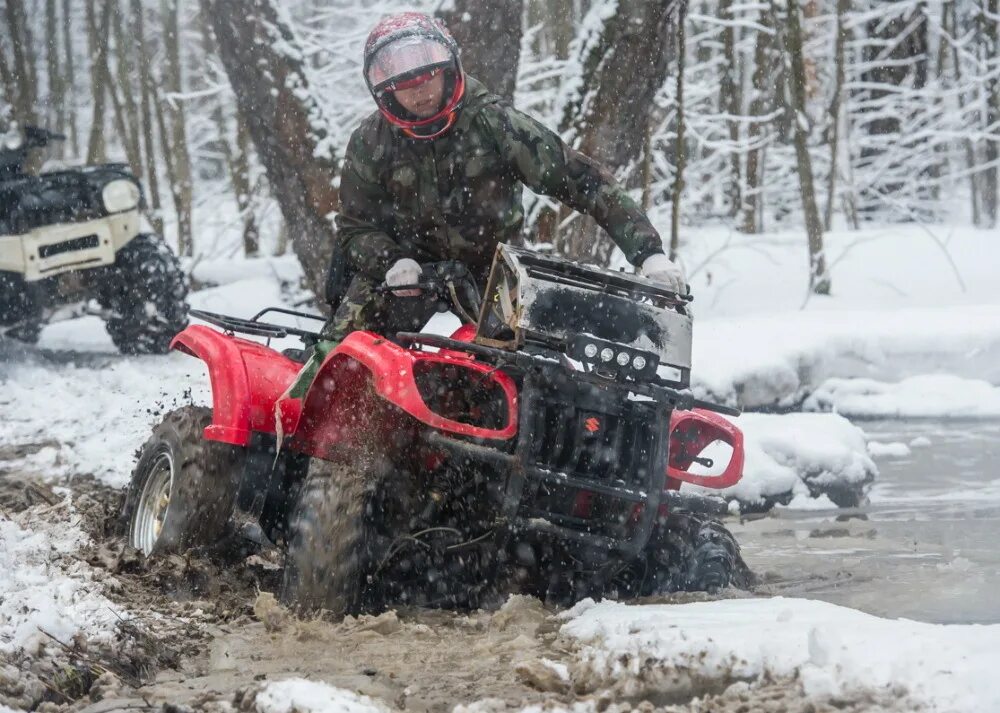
[1,0,996,300]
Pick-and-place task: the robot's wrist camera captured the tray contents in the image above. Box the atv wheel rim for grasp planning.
[131,450,174,555]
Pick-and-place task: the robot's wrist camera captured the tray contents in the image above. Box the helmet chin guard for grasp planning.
[363,13,466,140]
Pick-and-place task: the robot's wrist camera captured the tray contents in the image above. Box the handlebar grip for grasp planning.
[371,282,434,294]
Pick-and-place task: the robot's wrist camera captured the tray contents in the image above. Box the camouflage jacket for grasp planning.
[334,77,664,284]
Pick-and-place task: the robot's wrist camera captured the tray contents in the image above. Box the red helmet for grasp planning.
[363,12,465,140]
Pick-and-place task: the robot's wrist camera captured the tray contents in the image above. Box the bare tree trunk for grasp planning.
[46,0,65,155]
[823,0,849,231]
[782,0,829,294]
[62,0,79,157]
[555,0,673,264]
[162,0,194,256]
[945,0,980,225]
[719,0,742,215]
[438,0,524,99]
[201,17,259,256]
[6,0,38,125]
[980,0,999,226]
[235,119,260,256]
[86,0,111,164]
[740,9,776,233]
[0,44,15,110]
[132,0,163,234]
[670,0,687,261]
[202,0,340,299]
[112,0,142,176]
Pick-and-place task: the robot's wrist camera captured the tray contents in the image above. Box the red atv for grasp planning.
[121,245,749,614]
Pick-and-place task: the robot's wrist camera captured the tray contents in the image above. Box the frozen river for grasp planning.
[738,419,1000,624]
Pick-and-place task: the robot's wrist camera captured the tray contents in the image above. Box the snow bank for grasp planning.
[560,597,1000,711]
[253,678,388,713]
[0,513,122,655]
[693,304,1000,409]
[688,412,876,508]
[189,254,303,290]
[0,354,209,487]
[805,374,1000,418]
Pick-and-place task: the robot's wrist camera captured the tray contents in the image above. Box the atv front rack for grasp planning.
[189,308,323,343]
[396,332,740,417]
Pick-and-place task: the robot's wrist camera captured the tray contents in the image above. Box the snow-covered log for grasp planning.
[202,0,339,301]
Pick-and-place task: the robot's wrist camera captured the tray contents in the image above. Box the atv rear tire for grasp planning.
[635,511,753,595]
[96,233,188,354]
[281,459,385,617]
[121,406,245,555]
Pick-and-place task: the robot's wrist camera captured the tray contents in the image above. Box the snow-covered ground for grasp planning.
[558,597,1000,711]
[675,225,1000,409]
[0,508,123,655]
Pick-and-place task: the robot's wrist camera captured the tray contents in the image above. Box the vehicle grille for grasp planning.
[38,234,100,259]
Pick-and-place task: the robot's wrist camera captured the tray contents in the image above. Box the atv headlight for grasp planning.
[102,179,140,213]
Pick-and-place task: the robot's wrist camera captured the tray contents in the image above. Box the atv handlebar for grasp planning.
[373,261,482,324]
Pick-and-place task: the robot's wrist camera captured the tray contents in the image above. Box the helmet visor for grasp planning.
[367,36,453,90]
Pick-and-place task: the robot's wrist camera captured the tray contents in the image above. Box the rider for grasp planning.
[291,11,684,396]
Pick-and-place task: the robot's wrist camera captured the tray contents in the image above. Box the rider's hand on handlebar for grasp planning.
[385,258,423,297]
[640,253,686,294]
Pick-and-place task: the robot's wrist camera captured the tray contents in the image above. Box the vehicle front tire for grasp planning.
[281,458,388,617]
[97,233,188,354]
[639,511,753,594]
[120,406,245,555]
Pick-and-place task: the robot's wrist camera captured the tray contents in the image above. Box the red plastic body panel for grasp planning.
[170,324,517,453]
[665,408,745,490]
[170,325,302,446]
[286,331,518,458]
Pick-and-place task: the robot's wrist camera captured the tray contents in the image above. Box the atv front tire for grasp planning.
[281,459,386,617]
[640,511,753,594]
[97,233,188,354]
[121,406,244,555]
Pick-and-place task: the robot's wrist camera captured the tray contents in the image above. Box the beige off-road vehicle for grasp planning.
[0,124,187,353]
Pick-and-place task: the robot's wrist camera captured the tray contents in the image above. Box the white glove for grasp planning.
[384,258,423,297]
[639,253,686,294]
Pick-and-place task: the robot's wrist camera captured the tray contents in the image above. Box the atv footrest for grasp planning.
[512,516,617,551]
[525,467,647,503]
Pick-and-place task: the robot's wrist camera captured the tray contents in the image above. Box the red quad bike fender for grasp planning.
[666,408,745,490]
[170,325,518,458]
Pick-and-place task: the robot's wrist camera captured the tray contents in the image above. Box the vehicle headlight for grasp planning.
[102,179,140,213]
[2,131,23,150]
[599,347,615,362]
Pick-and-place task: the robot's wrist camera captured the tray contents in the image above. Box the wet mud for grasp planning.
[1,467,924,712]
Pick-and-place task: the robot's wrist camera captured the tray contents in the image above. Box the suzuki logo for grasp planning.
[584,417,601,433]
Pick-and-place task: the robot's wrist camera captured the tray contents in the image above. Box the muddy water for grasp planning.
[742,419,1000,624]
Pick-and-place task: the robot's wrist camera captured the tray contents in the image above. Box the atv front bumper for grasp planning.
[0,209,140,280]
[426,370,671,560]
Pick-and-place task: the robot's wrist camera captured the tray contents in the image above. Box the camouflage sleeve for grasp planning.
[334,129,404,280]
[485,105,664,265]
